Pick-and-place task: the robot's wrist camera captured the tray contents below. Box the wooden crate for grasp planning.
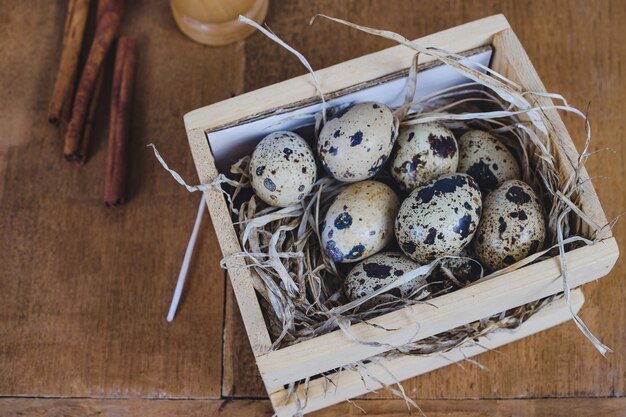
[184,15,619,416]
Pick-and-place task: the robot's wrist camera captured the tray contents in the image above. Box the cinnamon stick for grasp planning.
[48,0,90,126]
[78,70,104,164]
[76,0,108,165]
[104,37,137,207]
[64,0,124,163]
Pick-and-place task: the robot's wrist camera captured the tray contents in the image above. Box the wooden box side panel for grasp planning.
[270,290,586,417]
[492,29,612,240]
[257,239,618,391]
[187,127,272,355]
[183,14,511,133]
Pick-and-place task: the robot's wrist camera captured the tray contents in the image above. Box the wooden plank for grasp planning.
[0,398,274,417]
[0,1,245,398]
[270,290,584,417]
[257,239,618,391]
[187,127,273,355]
[313,398,626,416]
[2,397,626,417]
[0,0,624,407]
[270,289,585,416]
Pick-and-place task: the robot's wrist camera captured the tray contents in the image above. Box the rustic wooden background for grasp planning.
[1,1,624,416]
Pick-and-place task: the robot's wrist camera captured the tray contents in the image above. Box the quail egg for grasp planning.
[457,130,520,194]
[322,180,399,263]
[390,122,459,191]
[472,179,546,271]
[318,102,396,182]
[437,254,484,288]
[249,131,317,207]
[344,252,430,309]
[395,173,482,263]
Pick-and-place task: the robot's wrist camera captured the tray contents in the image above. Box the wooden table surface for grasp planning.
[1,1,624,416]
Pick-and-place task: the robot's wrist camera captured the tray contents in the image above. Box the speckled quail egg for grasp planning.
[395,173,482,263]
[344,252,430,309]
[472,179,545,271]
[322,181,399,263]
[317,102,397,182]
[457,130,520,194]
[249,131,317,207]
[437,254,484,288]
[390,122,459,191]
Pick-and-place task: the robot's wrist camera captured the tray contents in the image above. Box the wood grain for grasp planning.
[0,0,624,414]
[271,291,586,417]
[184,15,509,131]
[187,125,274,356]
[1,397,626,417]
[257,241,617,392]
[0,0,244,399]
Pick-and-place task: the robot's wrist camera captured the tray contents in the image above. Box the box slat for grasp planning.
[270,289,585,416]
[183,15,510,133]
[187,127,273,356]
[256,239,618,391]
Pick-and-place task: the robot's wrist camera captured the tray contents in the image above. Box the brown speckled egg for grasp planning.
[317,102,396,182]
[250,131,317,207]
[390,122,459,191]
[322,181,399,263]
[395,173,482,263]
[457,130,520,194]
[344,252,429,309]
[437,254,484,288]
[472,179,545,271]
